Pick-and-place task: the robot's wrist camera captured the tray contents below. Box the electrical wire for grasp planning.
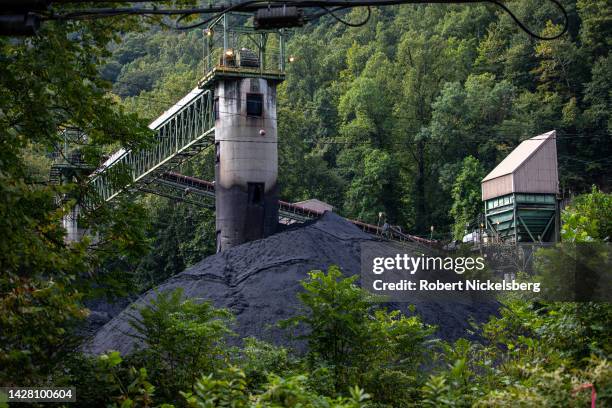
[487,0,568,41]
[39,0,569,41]
[316,5,371,27]
[173,0,277,30]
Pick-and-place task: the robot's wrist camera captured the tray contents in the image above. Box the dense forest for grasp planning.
[99,0,612,279]
[0,0,611,406]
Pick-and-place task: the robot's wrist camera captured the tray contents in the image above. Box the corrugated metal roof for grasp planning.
[293,199,334,213]
[482,130,556,182]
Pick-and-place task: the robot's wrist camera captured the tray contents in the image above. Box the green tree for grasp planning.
[337,146,397,223]
[127,288,234,400]
[533,22,581,97]
[234,337,292,389]
[338,51,395,148]
[393,31,464,233]
[577,0,612,59]
[430,73,516,167]
[424,300,612,407]
[561,186,612,242]
[0,10,152,385]
[277,105,346,208]
[283,267,435,399]
[182,366,370,408]
[135,199,216,290]
[449,156,486,240]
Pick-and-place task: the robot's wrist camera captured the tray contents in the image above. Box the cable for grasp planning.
[173,0,264,30]
[39,0,569,41]
[487,0,568,41]
[317,5,371,27]
[172,0,316,30]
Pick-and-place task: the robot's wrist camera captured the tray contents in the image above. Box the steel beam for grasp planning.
[88,90,214,204]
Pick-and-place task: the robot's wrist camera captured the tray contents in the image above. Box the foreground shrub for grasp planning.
[127,288,234,402]
[181,366,370,408]
[234,337,293,389]
[282,266,436,404]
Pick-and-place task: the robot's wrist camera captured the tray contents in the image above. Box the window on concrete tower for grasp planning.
[247,182,264,205]
[246,93,263,117]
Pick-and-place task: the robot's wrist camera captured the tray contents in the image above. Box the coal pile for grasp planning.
[84,212,498,355]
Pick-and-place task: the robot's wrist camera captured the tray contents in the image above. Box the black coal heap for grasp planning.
[84,212,498,355]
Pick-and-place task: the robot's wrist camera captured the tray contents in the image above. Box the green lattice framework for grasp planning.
[88,89,214,203]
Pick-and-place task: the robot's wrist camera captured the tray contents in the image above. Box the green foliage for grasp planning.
[110,28,204,103]
[127,288,234,401]
[534,241,611,303]
[425,299,612,407]
[283,266,435,401]
[449,156,486,240]
[421,375,456,407]
[474,358,612,407]
[235,337,292,389]
[107,1,610,238]
[277,106,345,208]
[55,351,173,408]
[287,2,610,234]
[283,267,378,371]
[577,0,612,58]
[49,267,612,408]
[182,366,249,408]
[134,200,216,290]
[182,366,370,408]
[583,54,612,135]
[97,351,164,408]
[561,186,612,242]
[338,146,397,223]
[0,7,153,385]
[1,1,610,405]
[430,74,516,164]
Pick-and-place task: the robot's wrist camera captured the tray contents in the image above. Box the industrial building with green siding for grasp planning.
[482,131,560,243]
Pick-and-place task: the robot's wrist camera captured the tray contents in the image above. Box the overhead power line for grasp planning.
[1,0,569,40]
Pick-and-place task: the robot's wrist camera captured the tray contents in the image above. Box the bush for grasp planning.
[423,299,612,407]
[127,288,234,401]
[235,337,293,389]
[181,366,371,408]
[282,266,436,402]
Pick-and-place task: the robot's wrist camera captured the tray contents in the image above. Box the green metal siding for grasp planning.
[485,193,557,243]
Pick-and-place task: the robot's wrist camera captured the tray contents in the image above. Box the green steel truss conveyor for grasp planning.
[89,88,215,203]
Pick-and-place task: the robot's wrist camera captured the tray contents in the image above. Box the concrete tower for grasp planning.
[199,14,287,252]
[214,76,280,251]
